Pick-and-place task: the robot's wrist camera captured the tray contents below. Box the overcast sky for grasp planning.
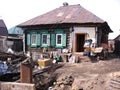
[0,0,120,39]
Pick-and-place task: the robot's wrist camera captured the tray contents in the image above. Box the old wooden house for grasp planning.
[8,26,23,52]
[18,3,112,59]
[0,19,8,52]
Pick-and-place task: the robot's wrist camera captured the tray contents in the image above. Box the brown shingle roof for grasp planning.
[19,4,104,26]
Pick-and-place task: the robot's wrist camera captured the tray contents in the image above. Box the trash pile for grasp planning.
[52,75,74,90]
[0,51,28,81]
[32,64,63,90]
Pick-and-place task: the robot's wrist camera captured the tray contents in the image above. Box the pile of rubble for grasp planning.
[0,51,29,81]
[20,63,61,90]
[0,50,120,90]
[52,75,74,90]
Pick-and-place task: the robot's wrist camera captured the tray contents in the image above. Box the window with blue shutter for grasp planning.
[56,34,63,48]
[26,29,67,48]
[54,29,67,48]
[41,30,50,47]
[41,34,49,47]
[42,34,47,45]
[31,32,37,47]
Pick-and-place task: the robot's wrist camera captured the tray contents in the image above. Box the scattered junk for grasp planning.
[0,61,8,75]
[0,51,27,81]
[38,58,52,68]
[0,50,64,90]
[52,75,74,90]
[83,39,93,56]
[7,47,14,54]
[83,39,109,60]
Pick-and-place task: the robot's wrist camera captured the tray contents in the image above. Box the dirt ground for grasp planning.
[51,57,120,90]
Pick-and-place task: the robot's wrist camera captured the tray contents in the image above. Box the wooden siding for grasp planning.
[26,28,70,52]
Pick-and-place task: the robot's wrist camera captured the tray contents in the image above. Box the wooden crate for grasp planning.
[38,59,52,68]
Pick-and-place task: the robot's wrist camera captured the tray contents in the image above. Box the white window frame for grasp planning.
[31,34,37,46]
[56,34,62,46]
[42,34,48,45]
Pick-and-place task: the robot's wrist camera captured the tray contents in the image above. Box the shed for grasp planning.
[114,34,120,41]
[0,19,8,52]
[0,19,8,36]
[7,26,23,52]
[114,34,120,56]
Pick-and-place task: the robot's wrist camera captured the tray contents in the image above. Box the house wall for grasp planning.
[25,28,70,61]
[74,27,96,39]
[70,27,96,52]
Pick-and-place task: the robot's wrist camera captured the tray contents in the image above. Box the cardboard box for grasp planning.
[38,59,51,68]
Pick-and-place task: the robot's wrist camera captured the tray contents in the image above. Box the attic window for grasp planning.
[57,12,64,17]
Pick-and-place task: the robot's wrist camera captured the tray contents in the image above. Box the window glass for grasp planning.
[56,34,62,45]
[31,34,37,45]
[42,34,47,44]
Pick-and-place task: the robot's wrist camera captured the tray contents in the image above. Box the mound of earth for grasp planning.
[51,58,120,90]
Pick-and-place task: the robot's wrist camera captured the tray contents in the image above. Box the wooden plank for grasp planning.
[93,47,103,53]
[1,82,35,90]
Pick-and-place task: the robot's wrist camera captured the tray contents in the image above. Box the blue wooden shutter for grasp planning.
[51,34,56,47]
[37,33,40,46]
[62,34,67,47]
[27,34,30,46]
[47,34,50,46]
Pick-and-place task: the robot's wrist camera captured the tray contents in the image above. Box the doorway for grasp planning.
[75,34,85,52]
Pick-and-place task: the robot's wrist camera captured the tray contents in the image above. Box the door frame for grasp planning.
[74,33,86,52]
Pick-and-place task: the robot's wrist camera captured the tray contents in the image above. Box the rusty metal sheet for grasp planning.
[20,63,32,83]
